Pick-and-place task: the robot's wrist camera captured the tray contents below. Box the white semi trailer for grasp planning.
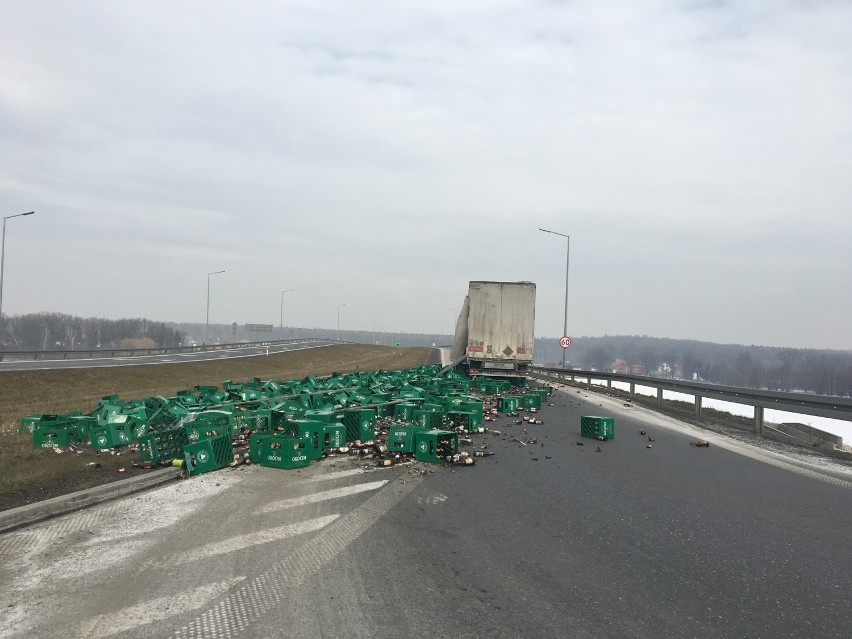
[450,281,536,377]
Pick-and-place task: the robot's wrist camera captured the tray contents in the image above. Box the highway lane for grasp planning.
[0,340,336,372]
[1,385,849,638]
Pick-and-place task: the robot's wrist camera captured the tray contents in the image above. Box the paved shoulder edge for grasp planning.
[0,467,183,534]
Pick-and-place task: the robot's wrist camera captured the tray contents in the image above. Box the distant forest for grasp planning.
[3,313,851,397]
[1,313,182,351]
[535,334,852,396]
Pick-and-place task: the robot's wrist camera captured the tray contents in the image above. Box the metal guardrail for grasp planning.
[531,366,852,424]
[0,338,333,363]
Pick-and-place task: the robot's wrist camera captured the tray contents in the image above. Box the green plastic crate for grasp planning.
[520,393,542,410]
[388,425,423,453]
[412,409,444,430]
[33,426,82,448]
[90,422,134,449]
[286,419,324,460]
[184,435,234,476]
[323,424,346,450]
[414,429,459,463]
[257,434,311,470]
[393,402,418,421]
[342,408,376,443]
[498,396,521,413]
[138,427,189,464]
[580,416,615,439]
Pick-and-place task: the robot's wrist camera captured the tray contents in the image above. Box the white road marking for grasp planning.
[306,468,369,483]
[255,480,388,514]
[173,514,339,565]
[75,577,244,639]
[417,493,447,504]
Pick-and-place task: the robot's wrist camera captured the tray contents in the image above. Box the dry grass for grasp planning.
[0,344,436,509]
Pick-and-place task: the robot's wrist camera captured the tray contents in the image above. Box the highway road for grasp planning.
[0,340,337,372]
[1,385,850,638]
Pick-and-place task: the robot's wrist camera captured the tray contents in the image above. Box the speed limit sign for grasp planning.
[559,336,572,349]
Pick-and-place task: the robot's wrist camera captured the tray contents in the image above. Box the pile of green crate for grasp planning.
[22,362,517,475]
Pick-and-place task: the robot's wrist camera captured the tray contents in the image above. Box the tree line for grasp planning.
[1,313,183,351]
[534,334,852,397]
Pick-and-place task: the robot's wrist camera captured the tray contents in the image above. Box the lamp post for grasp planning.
[337,302,347,333]
[0,211,35,344]
[205,269,225,345]
[539,227,570,369]
[373,316,382,344]
[280,289,294,338]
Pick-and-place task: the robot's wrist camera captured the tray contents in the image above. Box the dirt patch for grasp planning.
[0,344,436,512]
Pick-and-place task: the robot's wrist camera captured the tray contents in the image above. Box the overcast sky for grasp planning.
[1,1,850,349]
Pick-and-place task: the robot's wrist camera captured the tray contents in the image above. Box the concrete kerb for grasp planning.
[0,466,183,534]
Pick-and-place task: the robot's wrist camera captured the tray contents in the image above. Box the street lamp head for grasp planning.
[22,211,35,216]
[539,227,569,239]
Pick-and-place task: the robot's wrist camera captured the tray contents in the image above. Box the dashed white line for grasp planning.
[75,577,245,639]
[255,480,388,514]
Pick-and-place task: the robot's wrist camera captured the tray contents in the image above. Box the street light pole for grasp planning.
[0,211,35,344]
[205,269,225,345]
[539,228,570,369]
[280,289,294,337]
[337,302,347,333]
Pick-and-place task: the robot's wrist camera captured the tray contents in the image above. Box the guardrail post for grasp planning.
[629,382,635,397]
[656,388,663,406]
[754,406,764,434]
[606,379,612,389]
[587,377,592,390]
[694,395,702,417]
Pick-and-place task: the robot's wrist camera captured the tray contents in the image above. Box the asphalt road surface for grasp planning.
[0,340,336,372]
[1,385,850,639]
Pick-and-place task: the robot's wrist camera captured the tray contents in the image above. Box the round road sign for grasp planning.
[559,336,572,349]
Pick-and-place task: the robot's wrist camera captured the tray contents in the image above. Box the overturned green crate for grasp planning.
[184,435,234,476]
[33,425,83,448]
[520,393,542,410]
[21,413,81,434]
[90,422,135,449]
[415,429,459,463]
[286,419,325,460]
[138,427,189,464]
[342,408,376,443]
[498,396,522,413]
[257,434,311,470]
[580,416,615,439]
[323,424,346,450]
[185,411,232,442]
[388,425,423,453]
[413,409,444,430]
[393,402,418,421]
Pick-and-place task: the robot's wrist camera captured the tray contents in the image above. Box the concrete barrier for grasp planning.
[0,467,182,534]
